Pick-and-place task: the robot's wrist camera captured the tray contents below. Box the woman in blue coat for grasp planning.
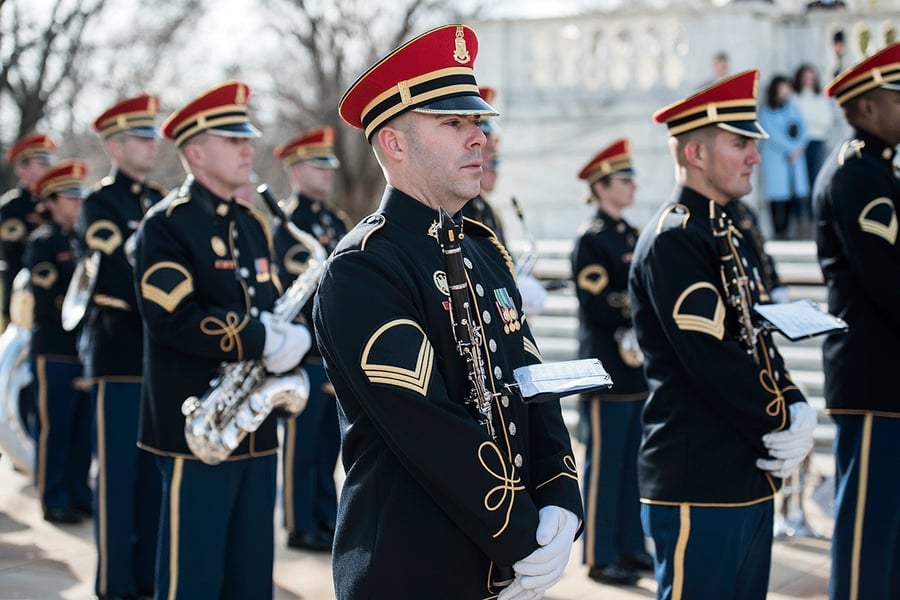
[759,74,810,239]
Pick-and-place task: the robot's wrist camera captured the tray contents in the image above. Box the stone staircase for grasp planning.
[518,239,835,450]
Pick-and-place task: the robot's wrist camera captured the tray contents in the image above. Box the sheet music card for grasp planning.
[753,300,848,341]
[511,358,613,404]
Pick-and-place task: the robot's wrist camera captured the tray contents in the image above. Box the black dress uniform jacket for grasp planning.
[133,177,282,458]
[78,170,165,378]
[571,209,647,398]
[23,223,79,357]
[272,192,349,362]
[462,192,505,244]
[725,199,782,295]
[313,187,583,599]
[814,128,900,416]
[1,186,46,318]
[629,186,805,504]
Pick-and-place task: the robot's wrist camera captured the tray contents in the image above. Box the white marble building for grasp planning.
[472,0,899,241]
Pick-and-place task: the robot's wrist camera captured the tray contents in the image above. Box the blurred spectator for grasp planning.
[792,64,836,192]
[695,51,730,90]
[830,30,847,78]
[759,74,810,239]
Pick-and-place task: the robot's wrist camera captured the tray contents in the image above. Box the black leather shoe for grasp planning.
[287,530,332,552]
[44,508,83,524]
[588,564,640,585]
[621,552,654,572]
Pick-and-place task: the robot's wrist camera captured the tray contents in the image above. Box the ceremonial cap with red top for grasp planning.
[274,127,340,169]
[161,80,261,147]
[6,133,57,164]
[32,159,88,199]
[93,94,161,139]
[339,24,498,142]
[479,86,497,105]
[578,138,635,184]
[825,41,900,105]
[652,70,768,139]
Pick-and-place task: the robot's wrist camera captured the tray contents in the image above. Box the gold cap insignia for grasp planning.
[453,25,471,64]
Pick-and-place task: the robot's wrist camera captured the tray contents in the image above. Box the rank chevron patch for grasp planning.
[858,197,897,244]
[361,318,434,396]
[672,281,725,339]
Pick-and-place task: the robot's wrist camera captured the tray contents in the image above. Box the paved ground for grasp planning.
[0,445,835,600]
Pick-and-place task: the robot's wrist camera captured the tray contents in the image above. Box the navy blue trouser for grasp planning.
[830,413,900,600]
[32,356,91,514]
[92,380,161,598]
[642,500,774,600]
[281,363,340,535]
[155,453,277,600]
[579,396,645,567]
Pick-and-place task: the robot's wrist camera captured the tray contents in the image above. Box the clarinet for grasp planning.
[710,201,760,364]
[436,207,499,440]
[435,208,515,590]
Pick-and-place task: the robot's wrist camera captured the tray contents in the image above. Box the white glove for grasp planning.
[497,579,540,600]
[509,506,580,595]
[518,274,547,316]
[756,402,816,478]
[260,311,311,374]
[769,286,790,304]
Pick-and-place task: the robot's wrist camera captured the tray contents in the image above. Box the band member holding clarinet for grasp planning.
[80,94,166,600]
[132,80,311,599]
[315,24,583,599]
[813,42,900,600]
[571,139,651,586]
[629,70,816,599]
[271,127,350,552]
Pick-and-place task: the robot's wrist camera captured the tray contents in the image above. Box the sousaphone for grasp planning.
[0,269,35,474]
[61,250,100,331]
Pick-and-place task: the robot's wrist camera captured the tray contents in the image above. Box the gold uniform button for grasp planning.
[514,454,523,468]
[501,396,510,408]
[508,422,517,436]
[483,311,491,324]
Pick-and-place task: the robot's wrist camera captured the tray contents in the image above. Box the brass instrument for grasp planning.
[711,202,761,363]
[61,250,100,332]
[0,269,35,474]
[614,326,644,368]
[510,196,538,279]
[180,184,325,465]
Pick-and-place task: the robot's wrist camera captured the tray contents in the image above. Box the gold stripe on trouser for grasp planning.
[673,504,691,600]
[850,412,873,600]
[284,418,296,532]
[95,381,109,595]
[585,399,601,566]
[35,356,49,513]
[168,457,184,600]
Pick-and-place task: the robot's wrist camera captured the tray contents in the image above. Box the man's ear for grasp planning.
[376,126,404,160]
[683,138,704,168]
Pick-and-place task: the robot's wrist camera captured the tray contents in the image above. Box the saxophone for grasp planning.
[181,185,327,465]
[710,201,761,364]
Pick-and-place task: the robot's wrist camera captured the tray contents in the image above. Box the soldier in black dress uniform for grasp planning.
[461,85,506,244]
[813,42,900,600]
[25,159,92,524]
[80,94,165,600]
[571,139,651,586]
[133,81,311,599]
[272,126,350,552]
[318,24,584,600]
[1,133,56,328]
[630,70,817,599]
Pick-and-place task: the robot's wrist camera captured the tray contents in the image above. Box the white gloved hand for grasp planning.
[260,311,311,374]
[755,455,806,479]
[518,274,547,316]
[769,286,790,304]
[755,402,816,478]
[510,506,580,595]
[497,579,541,600]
